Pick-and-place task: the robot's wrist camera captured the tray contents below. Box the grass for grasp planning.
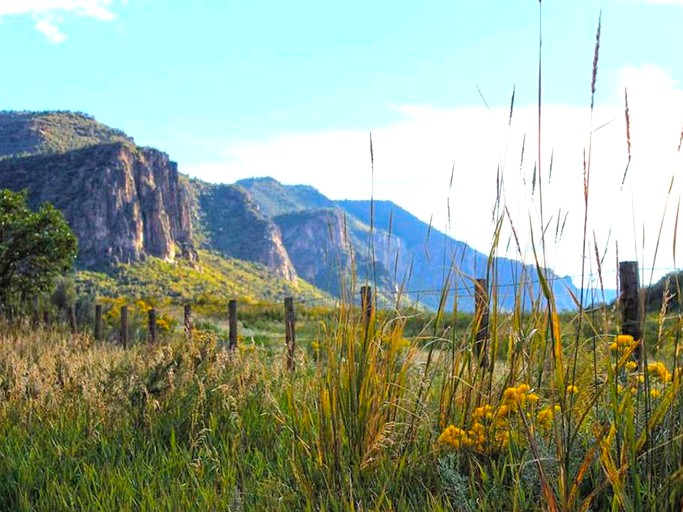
[0,289,681,510]
[3,6,683,511]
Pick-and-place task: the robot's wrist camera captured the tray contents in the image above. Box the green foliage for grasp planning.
[0,189,77,309]
[75,250,331,310]
[51,276,76,311]
[0,111,132,159]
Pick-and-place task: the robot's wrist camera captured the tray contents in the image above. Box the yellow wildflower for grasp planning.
[473,404,494,421]
[502,387,519,403]
[496,404,510,418]
[566,384,579,395]
[525,393,540,403]
[516,383,531,395]
[536,406,556,428]
[647,362,672,383]
[624,361,638,372]
[616,334,635,344]
[439,425,471,450]
[650,388,662,399]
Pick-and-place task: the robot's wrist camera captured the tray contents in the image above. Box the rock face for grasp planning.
[0,142,195,268]
[193,182,297,281]
[275,209,349,294]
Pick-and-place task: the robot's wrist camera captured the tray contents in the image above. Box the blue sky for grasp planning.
[2,0,683,285]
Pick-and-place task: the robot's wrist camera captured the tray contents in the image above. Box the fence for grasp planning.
[18,260,651,370]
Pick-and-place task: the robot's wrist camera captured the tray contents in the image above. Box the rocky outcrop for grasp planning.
[275,209,351,294]
[0,110,132,158]
[0,142,195,268]
[194,183,297,281]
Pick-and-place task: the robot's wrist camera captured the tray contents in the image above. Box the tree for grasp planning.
[0,189,77,310]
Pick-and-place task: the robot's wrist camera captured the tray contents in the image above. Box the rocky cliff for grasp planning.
[0,141,195,268]
[191,181,297,281]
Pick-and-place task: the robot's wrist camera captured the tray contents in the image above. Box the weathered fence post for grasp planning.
[95,304,103,341]
[620,261,643,362]
[120,305,128,349]
[32,296,40,326]
[228,299,237,350]
[360,285,373,332]
[148,308,157,344]
[43,310,50,328]
[68,305,77,334]
[285,297,296,371]
[184,304,192,342]
[474,278,490,368]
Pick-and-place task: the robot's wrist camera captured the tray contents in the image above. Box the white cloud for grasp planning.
[0,1,122,43]
[34,18,66,43]
[185,65,683,286]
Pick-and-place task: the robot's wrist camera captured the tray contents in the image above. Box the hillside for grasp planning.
[239,179,580,311]
[189,180,297,281]
[0,110,132,158]
[337,199,579,311]
[76,249,330,306]
[0,110,584,311]
[235,176,335,216]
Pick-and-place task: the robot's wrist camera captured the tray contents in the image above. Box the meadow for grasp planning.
[0,281,681,511]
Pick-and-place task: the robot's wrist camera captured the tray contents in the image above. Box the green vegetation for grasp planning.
[0,189,77,310]
[236,176,335,217]
[0,111,132,159]
[1,284,682,510]
[75,249,330,307]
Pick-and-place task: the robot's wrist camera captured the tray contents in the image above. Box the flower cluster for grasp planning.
[536,404,562,430]
[647,361,672,383]
[439,384,539,454]
[609,334,639,356]
[611,350,673,400]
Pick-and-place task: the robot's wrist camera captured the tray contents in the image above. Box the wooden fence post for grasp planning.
[68,305,77,334]
[285,297,296,371]
[148,308,157,344]
[32,296,40,326]
[43,310,50,328]
[95,304,103,341]
[228,299,237,350]
[361,285,373,332]
[120,306,128,349]
[620,261,643,362]
[474,278,490,368]
[184,304,192,342]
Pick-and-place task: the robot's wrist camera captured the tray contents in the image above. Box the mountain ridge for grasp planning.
[0,110,586,310]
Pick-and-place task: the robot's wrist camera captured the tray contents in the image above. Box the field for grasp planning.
[0,287,682,511]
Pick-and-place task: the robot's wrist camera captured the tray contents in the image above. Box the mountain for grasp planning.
[236,178,579,311]
[237,178,402,304]
[0,110,132,158]
[188,180,297,281]
[0,141,196,269]
[0,111,582,310]
[336,199,579,310]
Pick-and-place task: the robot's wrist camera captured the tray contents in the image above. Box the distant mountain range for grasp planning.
[0,110,591,311]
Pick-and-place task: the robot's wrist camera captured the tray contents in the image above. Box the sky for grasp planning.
[2,0,683,289]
